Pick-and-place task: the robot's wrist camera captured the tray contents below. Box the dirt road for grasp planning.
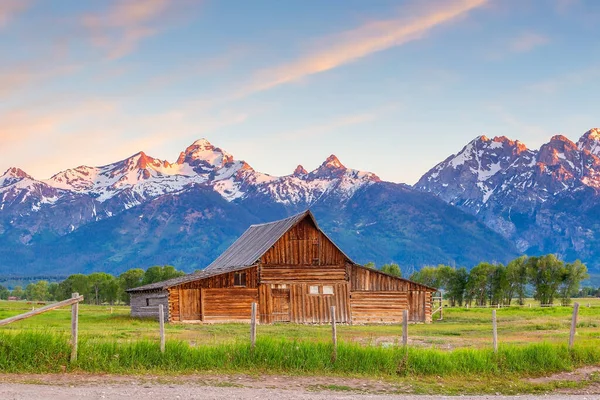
[0,371,598,400]
[0,383,599,400]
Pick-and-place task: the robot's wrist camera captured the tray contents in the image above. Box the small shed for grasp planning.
[127,210,436,324]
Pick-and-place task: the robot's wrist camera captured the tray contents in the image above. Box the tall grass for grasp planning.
[1,331,599,377]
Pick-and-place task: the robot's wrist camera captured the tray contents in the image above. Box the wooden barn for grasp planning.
[127,211,436,324]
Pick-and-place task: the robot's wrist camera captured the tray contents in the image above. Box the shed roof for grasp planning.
[128,210,353,293]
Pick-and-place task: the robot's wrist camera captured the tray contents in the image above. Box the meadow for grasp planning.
[1,299,599,394]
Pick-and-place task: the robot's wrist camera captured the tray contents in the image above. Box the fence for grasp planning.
[0,292,84,361]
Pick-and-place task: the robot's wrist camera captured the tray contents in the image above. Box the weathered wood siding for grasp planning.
[350,291,408,323]
[260,265,347,283]
[130,290,169,320]
[349,265,434,324]
[350,265,427,291]
[203,288,258,322]
[168,267,258,322]
[261,219,346,266]
[259,282,350,324]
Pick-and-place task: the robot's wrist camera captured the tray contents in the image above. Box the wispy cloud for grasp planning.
[0,0,30,28]
[234,0,487,98]
[527,65,600,95]
[509,32,549,53]
[282,104,401,141]
[81,0,200,60]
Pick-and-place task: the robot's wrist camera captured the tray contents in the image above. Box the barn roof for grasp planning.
[127,210,354,293]
[205,210,353,272]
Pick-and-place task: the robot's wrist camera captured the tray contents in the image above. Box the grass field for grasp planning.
[1,298,600,348]
[1,299,600,394]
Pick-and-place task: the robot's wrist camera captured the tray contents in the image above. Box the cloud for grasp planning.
[527,65,600,95]
[235,0,487,98]
[509,32,549,53]
[282,104,401,141]
[81,0,200,60]
[0,0,30,28]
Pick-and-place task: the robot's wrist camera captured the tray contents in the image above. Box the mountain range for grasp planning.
[1,129,599,276]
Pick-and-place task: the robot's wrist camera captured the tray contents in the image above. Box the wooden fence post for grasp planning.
[159,304,165,353]
[492,309,498,353]
[402,309,408,346]
[569,302,579,349]
[70,293,79,362]
[331,305,337,361]
[250,302,257,349]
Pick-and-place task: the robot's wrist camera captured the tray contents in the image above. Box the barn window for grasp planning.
[309,285,319,295]
[145,298,150,306]
[234,272,247,287]
[322,286,334,295]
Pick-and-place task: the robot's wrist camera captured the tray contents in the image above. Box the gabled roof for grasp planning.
[128,210,353,293]
[205,210,353,272]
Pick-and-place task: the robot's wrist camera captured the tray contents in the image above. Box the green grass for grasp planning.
[2,299,600,349]
[0,330,599,378]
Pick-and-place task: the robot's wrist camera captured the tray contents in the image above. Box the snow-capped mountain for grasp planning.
[0,138,517,275]
[0,139,380,242]
[416,128,600,265]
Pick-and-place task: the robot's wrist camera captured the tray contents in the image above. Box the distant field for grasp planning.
[1,298,599,348]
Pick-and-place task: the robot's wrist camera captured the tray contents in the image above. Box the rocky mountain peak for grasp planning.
[578,128,600,156]
[0,167,33,188]
[177,139,234,168]
[293,165,308,176]
[322,155,345,169]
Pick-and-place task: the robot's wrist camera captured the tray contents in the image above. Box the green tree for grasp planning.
[446,267,468,307]
[466,262,496,306]
[119,268,145,304]
[142,265,185,285]
[380,263,402,277]
[57,274,90,302]
[410,266,439,288]
[527,255,564,305]
[489,264,508,306]
[559,260,589,306]
[11,286,23,299]
[88,272,115,305]
[0,285,10,300]
[48,282,60,301]
[363,262,376,269]
[506,256,528,305]
[25,281,50,301]
[162,265,186,280]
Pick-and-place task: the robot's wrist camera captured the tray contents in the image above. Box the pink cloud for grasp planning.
[237,0,487,97]
[0,0,30,28]
[81,0,200,60]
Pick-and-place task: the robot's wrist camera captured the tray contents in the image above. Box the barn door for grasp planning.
[408,291,426,322]
[180,289,201,321]
[271,288,291,322]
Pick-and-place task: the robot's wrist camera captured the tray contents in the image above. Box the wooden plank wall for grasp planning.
[130,291,169,320]
[261,219,347,266]
[350,265,428,291]
[350,292,408,323]
[203,288,258,322]
[350,265,435,324]
[259,283,350,324]
[168,267,257,322]
[260,265,346,283]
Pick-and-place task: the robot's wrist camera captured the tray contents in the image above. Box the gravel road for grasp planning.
[0,384,598,400]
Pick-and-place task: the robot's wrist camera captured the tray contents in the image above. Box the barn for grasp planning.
[127,210,436,324]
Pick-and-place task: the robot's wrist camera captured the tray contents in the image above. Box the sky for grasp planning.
[1,0,599,184]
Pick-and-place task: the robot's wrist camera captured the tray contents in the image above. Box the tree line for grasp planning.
[407,255,590,306]
[0,266,185,305]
